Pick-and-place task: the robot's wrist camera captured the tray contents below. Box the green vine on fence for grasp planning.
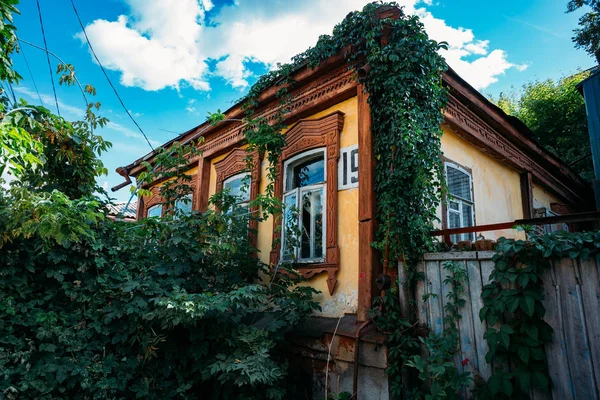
[476,229,600,399]
[406,261,472,399]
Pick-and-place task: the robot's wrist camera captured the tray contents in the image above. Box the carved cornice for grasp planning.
[196,66,355,159]
[444,94,589,207]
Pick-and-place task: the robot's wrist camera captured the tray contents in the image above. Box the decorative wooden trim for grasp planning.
[269,111,344,295]
[443,92,591,209]
[127,65,357,176]
[213,148,261,248]
[141,173,198,218]
[520,171,534,219]
[357,84,379,321]
[195,158,211,212]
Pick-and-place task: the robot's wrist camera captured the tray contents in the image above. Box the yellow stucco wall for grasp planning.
[254,97,361,317]
[147,98,566,317]
[532,183,562,211]
[440,127,525,240]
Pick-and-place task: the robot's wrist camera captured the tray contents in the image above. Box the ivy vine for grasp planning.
[476,229,600,399]
[228,2,449,397]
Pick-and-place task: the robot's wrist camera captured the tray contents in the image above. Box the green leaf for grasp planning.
[517,346,530,363]
[520,295,535,317]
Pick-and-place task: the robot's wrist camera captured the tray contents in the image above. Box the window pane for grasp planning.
[224,174,250,202]
[147,205,162,218]
[449,200,460,211]
[300,188,324,260]
[282,192,298,261]
[447,165,472,201]
[175,194,193,215]
[288,156,325,190]
[448,210,461,229]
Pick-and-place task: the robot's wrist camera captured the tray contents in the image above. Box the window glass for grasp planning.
[281,149,326,263]
[224,173,250,203]
[286,155,325,191]
[175,194,193,215]
[147,204,162,218]
[447,166,472,201]
[300,188,324,260]
[446,163,474,243]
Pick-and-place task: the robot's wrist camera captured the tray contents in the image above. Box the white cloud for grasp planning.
[185,98,197,113]
[77,0,525,92]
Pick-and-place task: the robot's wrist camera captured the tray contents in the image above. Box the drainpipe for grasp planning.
[352,274,390,399]
[353,319,373,399]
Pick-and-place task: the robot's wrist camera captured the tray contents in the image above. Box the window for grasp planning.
[281,149,326,263]
[175,194,193,215]
[147,204,162,218]
[223,172,251,218]
[445,162,475,243]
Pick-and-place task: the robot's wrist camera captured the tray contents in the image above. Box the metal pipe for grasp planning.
[357,63,371,80]
[353,319,373,399]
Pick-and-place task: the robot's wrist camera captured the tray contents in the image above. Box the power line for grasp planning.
[19,44,44,106]
[18,38,89,108]
[36,0,59,116]
[69,0,154,152]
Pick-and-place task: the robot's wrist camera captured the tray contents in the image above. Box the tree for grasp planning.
[490,71,594,180]
[0,1,319,398]
[567,0,600,57]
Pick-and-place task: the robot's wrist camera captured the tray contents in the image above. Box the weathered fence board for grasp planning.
[399,251,600,399]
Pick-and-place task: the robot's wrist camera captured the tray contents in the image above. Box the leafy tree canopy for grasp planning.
[568,0,600,57]
[490,71,593,180]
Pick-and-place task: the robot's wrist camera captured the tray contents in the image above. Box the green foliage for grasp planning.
[567,0,600,56]
[476,229,600,399]
[0,1,319,398]
[489,71,592,180]
[405,261,472,400]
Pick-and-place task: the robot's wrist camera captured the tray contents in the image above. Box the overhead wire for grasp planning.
[19,43,44,106]
[69,0,154,152]
[35,0,60,116]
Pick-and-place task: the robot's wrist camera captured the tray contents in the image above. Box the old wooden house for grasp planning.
[115,6,593,398]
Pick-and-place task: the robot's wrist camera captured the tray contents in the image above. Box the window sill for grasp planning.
[274,262,338,295]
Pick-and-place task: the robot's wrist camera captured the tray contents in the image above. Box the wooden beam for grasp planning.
[357,84,379,322]
[358,84,375,222]
[520,171,534,219]
[195,158,211,212]
[358,219,379,321]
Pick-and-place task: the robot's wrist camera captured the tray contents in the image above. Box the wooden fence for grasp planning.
[398,251,600,399]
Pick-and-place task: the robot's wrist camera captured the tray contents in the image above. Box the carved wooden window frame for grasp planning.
[269,111,344,295]
[214,148,261,248]
[141,172,198,219]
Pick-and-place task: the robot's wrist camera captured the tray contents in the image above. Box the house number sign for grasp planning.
[338,144,358,190]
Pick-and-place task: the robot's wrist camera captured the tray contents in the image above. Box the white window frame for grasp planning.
[281,148,327,263]
[444,162,475,242]
[147,204,162,218]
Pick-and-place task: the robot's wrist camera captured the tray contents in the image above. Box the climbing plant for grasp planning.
[230,2,449,397]
[406,261,472,399]
[475,229,600,398]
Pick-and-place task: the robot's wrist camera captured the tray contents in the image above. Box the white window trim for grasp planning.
[444,162,475,242]
[147,204,162,218]
[281,148,327,263]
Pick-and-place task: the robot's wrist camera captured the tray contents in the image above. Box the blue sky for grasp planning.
[9,0,594,201]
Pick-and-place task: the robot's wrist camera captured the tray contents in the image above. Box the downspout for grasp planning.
[352,275,390,399]
[353,319,373,399]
